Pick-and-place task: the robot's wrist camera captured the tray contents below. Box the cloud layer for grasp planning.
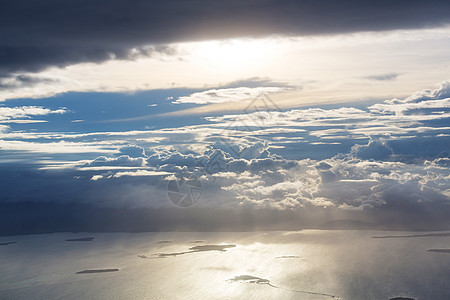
[0,82,448,232]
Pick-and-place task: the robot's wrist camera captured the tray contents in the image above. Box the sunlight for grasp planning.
[190,38,278,72]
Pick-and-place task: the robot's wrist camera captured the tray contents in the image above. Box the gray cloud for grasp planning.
[2,1,450,76]
[351,140,393,160]
[220,77,297,89]
[119,145,147,158]
[0,74,59,89]
[365,73,400,81]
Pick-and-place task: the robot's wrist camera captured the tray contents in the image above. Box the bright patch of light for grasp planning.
[188,39,278,73]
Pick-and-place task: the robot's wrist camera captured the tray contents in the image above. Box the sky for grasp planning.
[0,0,449,234]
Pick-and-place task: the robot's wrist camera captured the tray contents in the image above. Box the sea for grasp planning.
[1,230,449,299]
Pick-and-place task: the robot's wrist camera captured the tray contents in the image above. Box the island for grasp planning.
[65,237,95,242]
[427,248,450,253]
[76,268,119,274]
[0,241,17,246]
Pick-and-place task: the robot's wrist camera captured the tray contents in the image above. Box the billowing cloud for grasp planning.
[351,140,393,160]
[402,81,450,103]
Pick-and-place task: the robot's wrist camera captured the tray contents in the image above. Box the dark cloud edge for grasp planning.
[2,0,450,76]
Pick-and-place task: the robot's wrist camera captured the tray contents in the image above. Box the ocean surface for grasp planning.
[1,230,449,299]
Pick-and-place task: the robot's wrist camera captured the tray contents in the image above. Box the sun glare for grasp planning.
[190,39,277,71]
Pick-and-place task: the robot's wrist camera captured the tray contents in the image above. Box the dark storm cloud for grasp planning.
[2,0,450,76]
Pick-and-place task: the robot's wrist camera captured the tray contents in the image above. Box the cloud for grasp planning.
[351,140,393,160]
[84,155,146,168]
[0,74,59,89]
[364,73,400,81]
[118,145,147,158]
[0,42,176,77]
[2,1,450,77]
[222,154,449,212]
[1,80,448,164]
[112,170,172,178]
[0,106,66,122]
[220,77,296,89]
[91,169,172,180]
[386,81,450,104]
[0,136,448,232]
[0,81,448,166]
[0,139,115,154]
[174,87,290,104]
[427,157,450,168]
[72,133,448,213]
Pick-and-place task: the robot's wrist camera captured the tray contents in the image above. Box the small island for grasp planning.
[372,232,450,239]
[66,237,95,242]
[76,268,119,274]
[140,244,236,258]
[228,275,270,284]
[0,241,17,246]
[276,255,301,259]
[228,275,338,298]
[427,248,450,253]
